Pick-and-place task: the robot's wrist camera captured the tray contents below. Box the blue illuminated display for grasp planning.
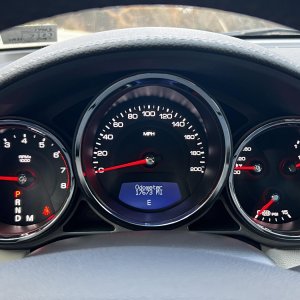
[119,182,182,210]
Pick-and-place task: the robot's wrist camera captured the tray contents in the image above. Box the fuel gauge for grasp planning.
[253,192,292,223]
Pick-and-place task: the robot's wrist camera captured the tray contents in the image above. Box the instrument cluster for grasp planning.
[1,73,300,247]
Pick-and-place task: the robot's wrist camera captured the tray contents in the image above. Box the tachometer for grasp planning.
[0,120,74,242]
[75,74,231,227]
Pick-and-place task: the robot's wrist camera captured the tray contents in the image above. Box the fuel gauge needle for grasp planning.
[255,194,280,218]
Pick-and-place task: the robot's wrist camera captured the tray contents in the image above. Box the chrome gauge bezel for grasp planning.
[229,118,300,240]
[0,119,75,243]
[74,73,232,228]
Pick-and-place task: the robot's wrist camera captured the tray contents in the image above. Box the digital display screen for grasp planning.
[119,182,182,210]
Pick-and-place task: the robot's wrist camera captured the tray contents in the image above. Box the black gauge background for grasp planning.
[0,119,75,244]
[75,73,231,229]
[228,119,300,241]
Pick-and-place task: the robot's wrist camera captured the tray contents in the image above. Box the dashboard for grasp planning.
[2,28,300,252]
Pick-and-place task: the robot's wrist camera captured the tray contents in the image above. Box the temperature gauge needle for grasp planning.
[0,176,19,182]
[95,156,155,174]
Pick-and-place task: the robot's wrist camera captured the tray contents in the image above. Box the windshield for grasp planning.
[0,5,297,49]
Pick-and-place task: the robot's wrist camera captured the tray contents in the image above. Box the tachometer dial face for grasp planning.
[75,74,231,228]
[229,119,300,237]
[0,120,74,242]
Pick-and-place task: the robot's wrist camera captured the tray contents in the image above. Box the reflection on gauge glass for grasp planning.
[0,120,74,242]
[75,73,231,228]
[229,119,300,238]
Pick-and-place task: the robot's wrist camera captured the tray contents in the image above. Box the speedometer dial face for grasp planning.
[0,120,74,242]
[76,74,231,228]
[229,119,300,238]
[92,102,207,211]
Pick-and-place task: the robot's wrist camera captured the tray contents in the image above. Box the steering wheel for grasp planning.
[0,5,300,300]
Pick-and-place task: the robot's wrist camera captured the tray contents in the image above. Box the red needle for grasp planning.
[95,158,148,174]
[234,166,256,171]
[257,199,275,216]
[0,176,19,182]
[296,163,300,168]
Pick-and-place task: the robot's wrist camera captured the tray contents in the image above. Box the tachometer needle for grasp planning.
[0,176,19,182]
[296,163,300,168]
[95,156,155,174]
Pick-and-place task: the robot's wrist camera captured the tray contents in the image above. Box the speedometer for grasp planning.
[75,74,231,228]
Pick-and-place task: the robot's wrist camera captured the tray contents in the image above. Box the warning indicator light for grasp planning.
[42,206,52,217]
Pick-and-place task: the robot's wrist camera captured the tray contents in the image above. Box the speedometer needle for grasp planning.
[0,176,19,182]
[95,156,155,174]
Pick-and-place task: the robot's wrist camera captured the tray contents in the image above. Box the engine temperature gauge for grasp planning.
[229,119,300,238]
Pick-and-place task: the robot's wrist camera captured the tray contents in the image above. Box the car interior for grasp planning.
[1,1,300,299]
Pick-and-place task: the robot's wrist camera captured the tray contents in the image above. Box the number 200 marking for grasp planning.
[190,167,204,173]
